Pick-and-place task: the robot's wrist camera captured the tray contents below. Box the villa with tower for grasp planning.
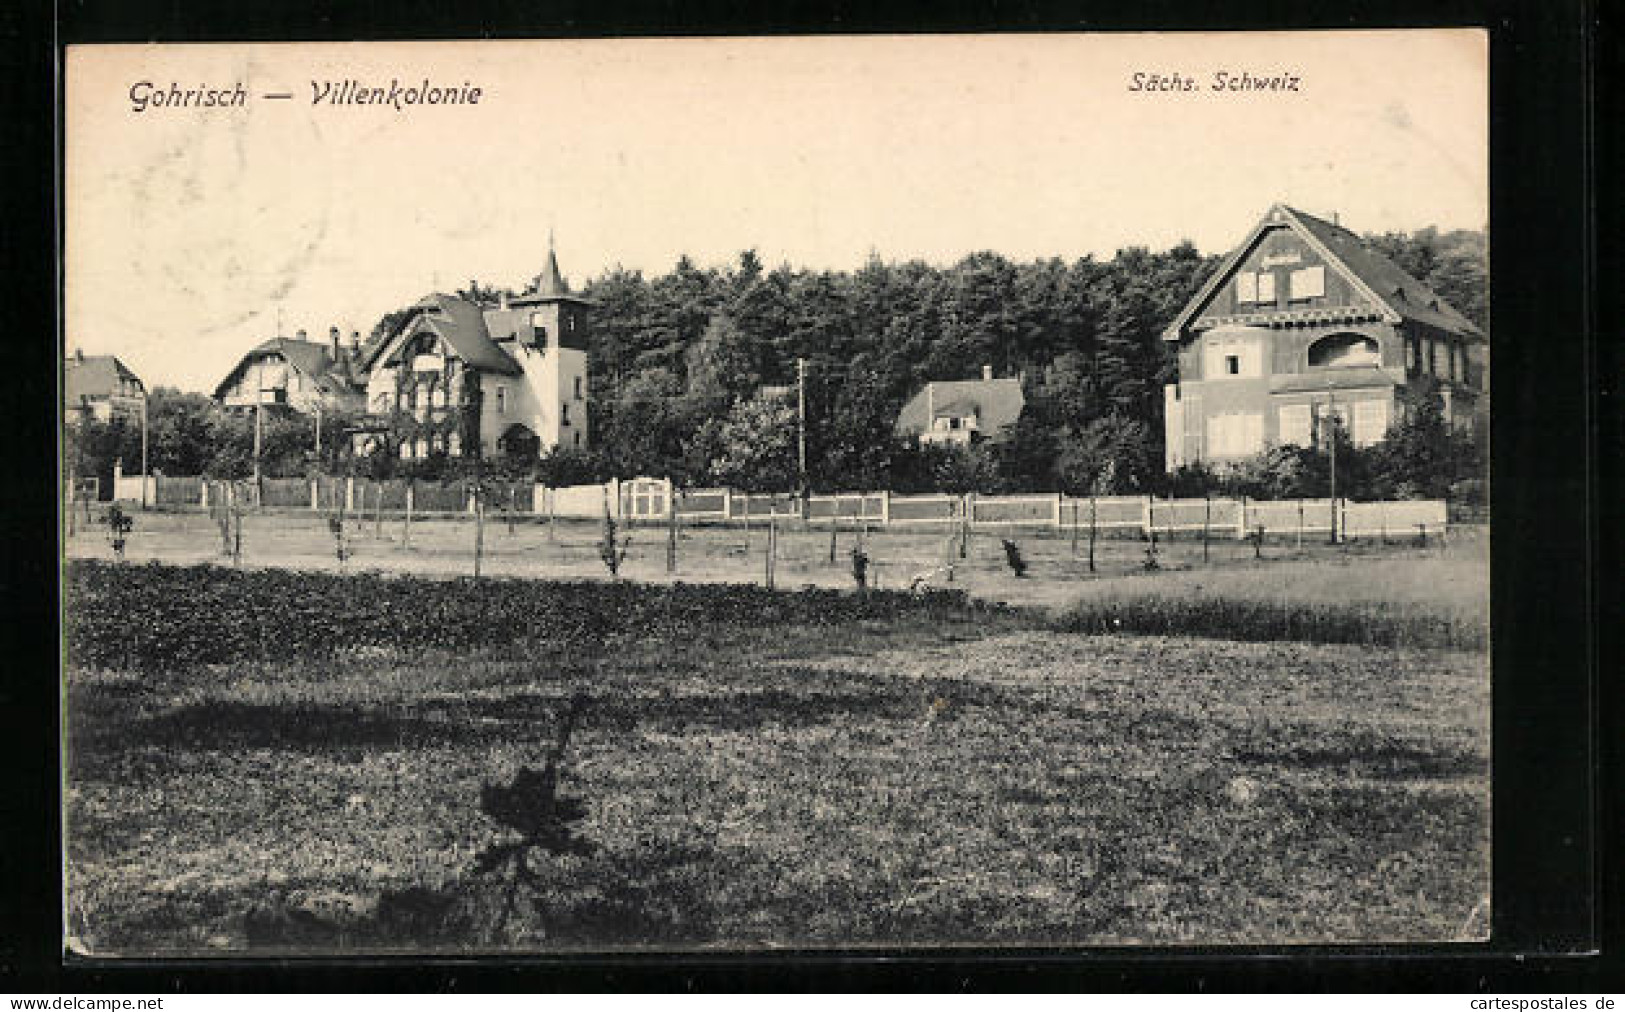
[1161,203,1485,471]
[356,243,592,461]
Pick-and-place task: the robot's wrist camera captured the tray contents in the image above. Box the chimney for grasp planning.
[74,348,84,362]
[329,326,341,359]
[296,328,307,342]
[982,364,993,382]
[499,291,510,311]
[350,331,361,354]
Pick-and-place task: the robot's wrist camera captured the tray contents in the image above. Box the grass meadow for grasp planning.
[61,529,1490,954]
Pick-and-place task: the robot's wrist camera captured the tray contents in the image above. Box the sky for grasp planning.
[64,31,1487,393]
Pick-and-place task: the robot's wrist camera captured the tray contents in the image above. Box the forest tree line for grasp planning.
[67,226,1487,503]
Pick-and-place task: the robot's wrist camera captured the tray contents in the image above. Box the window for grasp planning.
[1278,404,1313,446]
[574,432,582,447]
[1307,333,1381,369]
[1256,271,1277,304]
[1236,273,1258,304]
[1204,333,1263,380]
[1289,265,1325,300]
[561,404,571,425]
[1352,399,1388,446]
[574,376,583,400]
[496,386,507,414]
[373,392,390,413]
[1205,412,1264,458]
[1406,337,1418,372]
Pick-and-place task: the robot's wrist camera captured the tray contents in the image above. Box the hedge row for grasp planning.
[63,561,999,672]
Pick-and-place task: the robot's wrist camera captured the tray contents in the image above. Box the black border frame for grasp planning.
[4,0,1612,992]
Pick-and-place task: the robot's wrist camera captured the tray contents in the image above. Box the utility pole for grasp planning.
[1325,384,1339,545]
[796,357,808,493]
[139,389,149,509]
[252,358,264,488]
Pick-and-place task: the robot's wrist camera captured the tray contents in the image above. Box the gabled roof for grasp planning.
[894,377,1025,437]
[64,355,144,403]
[366,294,523,376]
[1162,204,1483,343]
[211,337,363,399]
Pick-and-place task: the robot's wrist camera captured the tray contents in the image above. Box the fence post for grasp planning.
[403,482,414,549]
[1088,495,1097,574]
[1142,495,1153,539]
[547,485,556,540]
[343,475,353,514]
[764,519,776,590]
[667,493,678,574]
[310,478,319,513]
[1296,498,1305,549]
[1202,494,1211,563]
[1054,492,1064,533]
[200,481,210,512]
[1237,495,1249,540]
[880,490,891,528]
[473,484,485,579]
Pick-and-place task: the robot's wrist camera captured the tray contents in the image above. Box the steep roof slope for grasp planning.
[1288,208,1481,336]
[1162,203,1483,342]
[894,377,1025,437]
[368,294,522,376]
[211,337,362,399]
[65,355,143,403]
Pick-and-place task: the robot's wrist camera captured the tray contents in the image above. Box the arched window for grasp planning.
[1307,332,1381,369]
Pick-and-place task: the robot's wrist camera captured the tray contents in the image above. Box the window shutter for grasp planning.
[1290,265,1325,299]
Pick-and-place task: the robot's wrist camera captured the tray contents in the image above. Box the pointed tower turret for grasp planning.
[505,233,593,452]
